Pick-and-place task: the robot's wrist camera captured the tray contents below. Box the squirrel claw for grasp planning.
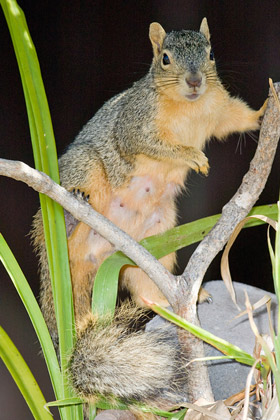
[199,162,210,176]
[198,287,212,303]
[260,98,268,114]
[257,98,268,125]
[71,188,90,203]
[187,148,209,175]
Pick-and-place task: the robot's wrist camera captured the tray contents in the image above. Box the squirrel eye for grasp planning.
[209,49,214,61]
[162,53,171,65]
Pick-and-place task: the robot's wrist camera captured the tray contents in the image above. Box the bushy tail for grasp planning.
[68,305,185,405]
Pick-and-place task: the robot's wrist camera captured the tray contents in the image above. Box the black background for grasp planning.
[0,1,280,418]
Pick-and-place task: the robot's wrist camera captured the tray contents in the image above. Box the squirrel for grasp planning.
[32,18,266,410]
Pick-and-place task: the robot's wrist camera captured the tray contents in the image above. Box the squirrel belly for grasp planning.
[66,169,179,323]
[31,17,266,408]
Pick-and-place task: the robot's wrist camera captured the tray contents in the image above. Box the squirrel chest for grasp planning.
[100,94,218,229]
[83,91,221,261]
[155,89,225,149]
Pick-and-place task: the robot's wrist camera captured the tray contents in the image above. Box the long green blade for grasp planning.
[0,326,53,420]
[0,0,74,358]
[0,1,81,417]
[0,234,62,400]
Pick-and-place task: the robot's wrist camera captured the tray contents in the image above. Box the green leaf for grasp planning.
[0,326,53,420]
[94,397,174,418]
[138,404,178,418]
[46,398,84,407]
[0,1,81,417]
[0,0,74,348]
[149,303,257,367]
[94,397,130,411]
[91,253,126,318]
[0,234,62,398]
[88,404,97,420]
[246,203,278,226]
[169,408,187,420]
[92,204,278,318]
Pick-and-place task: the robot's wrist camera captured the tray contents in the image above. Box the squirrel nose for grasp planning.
[186,74,202,88]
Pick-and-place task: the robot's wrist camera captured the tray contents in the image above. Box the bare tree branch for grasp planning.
[173,82,280,402]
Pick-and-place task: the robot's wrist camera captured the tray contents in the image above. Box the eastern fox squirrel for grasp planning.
[32,18,266,408]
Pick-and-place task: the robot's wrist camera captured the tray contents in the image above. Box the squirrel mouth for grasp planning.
[186,93,200,101]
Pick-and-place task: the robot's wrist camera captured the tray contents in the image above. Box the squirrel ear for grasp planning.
[200,17,211,42]
[149,22,166,57]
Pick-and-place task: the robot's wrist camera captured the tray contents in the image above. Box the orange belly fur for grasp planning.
[67,158,187,314]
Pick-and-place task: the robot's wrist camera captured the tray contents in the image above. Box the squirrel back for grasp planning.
[31,18,266,413]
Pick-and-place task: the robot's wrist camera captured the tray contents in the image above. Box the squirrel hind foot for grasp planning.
[198,287,212,303]
[65,188,91,237]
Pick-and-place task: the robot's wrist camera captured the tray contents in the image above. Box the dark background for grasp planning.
[0,0,280,418]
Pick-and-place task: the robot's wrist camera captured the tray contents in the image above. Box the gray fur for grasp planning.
[59,75,158,189]
[163,30,209,73]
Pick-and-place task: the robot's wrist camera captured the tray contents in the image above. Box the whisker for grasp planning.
[155,82,179,88]
[246,131,259,144]
[235,133,246,154]
[156,77,180,83]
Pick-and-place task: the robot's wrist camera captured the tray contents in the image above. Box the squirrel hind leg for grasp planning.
[121,253,176,308]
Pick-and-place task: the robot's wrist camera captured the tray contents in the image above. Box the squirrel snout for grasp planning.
[186,74,202,88]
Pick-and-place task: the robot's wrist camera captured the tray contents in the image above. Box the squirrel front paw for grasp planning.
[185,147,209,175]
[256,98,268,126]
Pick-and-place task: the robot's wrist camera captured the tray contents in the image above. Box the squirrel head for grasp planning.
[149,18,219,102]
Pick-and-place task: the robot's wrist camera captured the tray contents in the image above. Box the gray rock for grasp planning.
[199,281,277,401]
[146,280,278,401]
